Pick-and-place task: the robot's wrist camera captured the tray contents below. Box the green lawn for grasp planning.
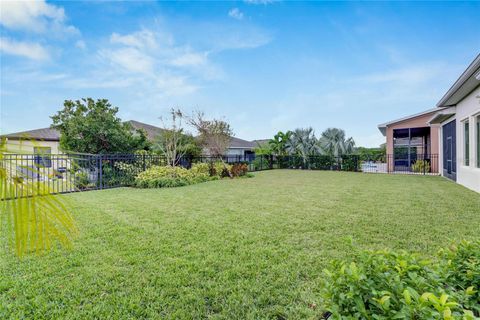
[1,170,479,319]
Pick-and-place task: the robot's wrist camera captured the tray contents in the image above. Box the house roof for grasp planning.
[377,107,443,136]
[229,137,257,149]
[2,127,61,141]
[2,120,164,142]
[126,120,164,141]
[437,53,480,107]
[252,139,270,147]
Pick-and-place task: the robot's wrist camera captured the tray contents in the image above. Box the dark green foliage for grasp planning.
[51,98,150,154]
[340,155,359,171]
[321,240,480,319]
[356,146,386,162]
[252,156,273,170]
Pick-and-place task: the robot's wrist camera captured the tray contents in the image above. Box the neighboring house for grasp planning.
[224,137,257,160]
[378,108,442,173]
[429,54,480,193]
[2,127,62,154]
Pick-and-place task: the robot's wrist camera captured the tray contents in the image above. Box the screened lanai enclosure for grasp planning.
[391,127,438,173]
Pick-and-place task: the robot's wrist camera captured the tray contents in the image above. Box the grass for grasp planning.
[1,170,479,319]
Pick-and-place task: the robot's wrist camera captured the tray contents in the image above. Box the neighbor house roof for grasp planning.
[437,53,480,107]
[2,128,60,141]
[2,120,164,142]
[377,107,443,136]
[229,137,257,149]
[125,120,164,141]
[252,139,270,147]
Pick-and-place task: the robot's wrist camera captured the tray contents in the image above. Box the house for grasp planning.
[378,108,442,173]
[378,53,480,192]
[1,127,62,154]
[428,54,480,193]
[222,137,257,160]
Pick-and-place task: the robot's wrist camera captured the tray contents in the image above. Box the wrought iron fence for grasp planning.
[360,154,439,175]
[0,152,438,199]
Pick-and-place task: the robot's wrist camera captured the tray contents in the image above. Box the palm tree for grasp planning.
[268,131,291,155]
[318,128,356,157]
[287,128,320,168]
[1,138,77,256]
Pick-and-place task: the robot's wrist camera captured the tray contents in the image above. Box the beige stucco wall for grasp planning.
[4,139,62,154]
[385,112,440,173]
[455,86,480,193]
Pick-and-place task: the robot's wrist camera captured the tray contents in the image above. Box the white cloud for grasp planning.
[170,52,207,67]
[75,40,86,50]
[228,8,244,20]
[0,37,49,60]
[0,0,78,35]
[100,47,155,74]
[110,29,160,49]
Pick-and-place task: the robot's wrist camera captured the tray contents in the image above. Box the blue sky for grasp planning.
[1,1,479,147]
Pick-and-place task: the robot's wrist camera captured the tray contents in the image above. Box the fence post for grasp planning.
[143,153,146,171]
[260,155,263,170]
[98,154,103,190]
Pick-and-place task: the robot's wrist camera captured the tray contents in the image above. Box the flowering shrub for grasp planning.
[320,240,480,319]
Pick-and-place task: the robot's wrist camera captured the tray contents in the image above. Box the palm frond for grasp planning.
[0,138,77,256]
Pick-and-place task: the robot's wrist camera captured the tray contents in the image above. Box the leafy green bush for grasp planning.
[206,161,232,177]
[190,162,210,176]
[320,240,480,319]
[75,172,91,190]
[135,165,211,188]
[412,160,431,173]
[341,155,359,172]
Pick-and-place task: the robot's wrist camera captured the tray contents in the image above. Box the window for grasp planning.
[477,116,480,168]
[464,121,469,166]
[34,147,52,168]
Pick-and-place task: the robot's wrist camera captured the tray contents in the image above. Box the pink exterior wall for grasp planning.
[385,112,440,173]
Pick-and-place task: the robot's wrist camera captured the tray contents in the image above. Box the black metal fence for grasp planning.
[360,154,439,175]
[0,153,439,199]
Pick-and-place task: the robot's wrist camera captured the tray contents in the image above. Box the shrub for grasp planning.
[252,156,272,170]
[320,240,480,319]
[207,161,232,178]
[412,160,431,173]
[231,163,248,177]
[75,172,91,190]
[190,162,210,176]
[135,165,210,188]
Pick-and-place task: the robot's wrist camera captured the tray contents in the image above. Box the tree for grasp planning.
[268,131,292,156]
[153,109,194,167]
[318,128,355,157]
[51,98,149,154]
[286,128,320,167]
[187,111,233,176]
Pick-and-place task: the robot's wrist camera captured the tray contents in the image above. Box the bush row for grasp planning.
[320,240,480,319]
[134,162,250,188]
